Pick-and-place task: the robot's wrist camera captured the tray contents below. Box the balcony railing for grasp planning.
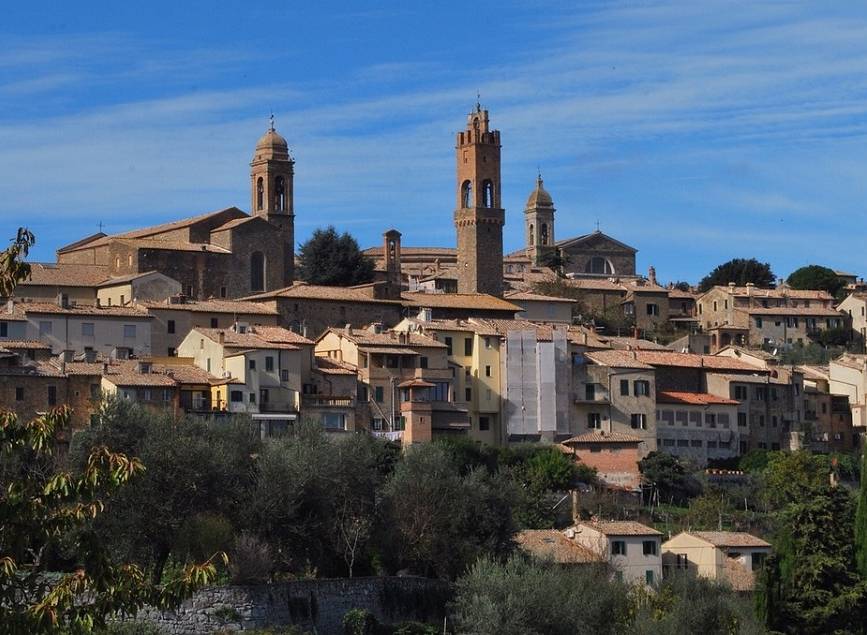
[302,395,354,408]
[258,401,298,414]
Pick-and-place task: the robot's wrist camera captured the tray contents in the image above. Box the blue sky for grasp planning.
[2,1,866,284]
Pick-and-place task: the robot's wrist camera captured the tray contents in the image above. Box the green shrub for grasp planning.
[343,608,378,635]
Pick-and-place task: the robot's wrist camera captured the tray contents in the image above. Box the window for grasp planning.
[705,413,716,428]
[419,356,428,369]
[249,359,256,371]
[249,392,256,404]
[142,389,152,402]
[357,385,369,402]
[250,252,266,292]
[265,356,274,372]
[256,177,264,210]
[275,175,287,211]
[39,321,52,336]
[643,540,658,556]
[612,540,626,556]
[675,411,688,426]
[47,385,57,406]
[461,180,473,207]
[645,570,655,585]
[123,324,136,339]
[0,322,6,337]
[482,180,495,208]
[485,365,491,377]
[220,286,227,298]
[634,380,650,396]
[81,322,95,337]
[690,439,702,447]
[677,439,689,447]
[738,412,747,427]
[210,317,219,328]
[620,379,629,396]
[585,384,596,401]
[479,416,490,431]
[755,317,763,328]
[754,386,768,401]
[646,303,659,316]
[163,389,171,402]
[386,355,399,369]
[663,438,676,447]
[465,387,472,401]
[375,386,384,403]
[444,336,453,356]
[733,385,748,400]
[631,414,647,429]
[752,553,766,571]
[588,413,601,429]
[464,337,473,356]
[167,320,175,334]
[431,382,450,401]
[15,387,23,401]
[660,410,674,426]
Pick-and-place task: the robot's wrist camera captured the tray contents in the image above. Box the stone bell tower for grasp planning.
[250,116,295,285]
[524,173,556,267]
[454,103,504,296]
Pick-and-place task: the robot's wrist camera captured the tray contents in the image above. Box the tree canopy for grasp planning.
[786,264,846,298]
[297,226,375,286]
[698,258,775,292]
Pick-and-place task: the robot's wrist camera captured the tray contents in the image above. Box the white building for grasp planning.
[570,521,663,586]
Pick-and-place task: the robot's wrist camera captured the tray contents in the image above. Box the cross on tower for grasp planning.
[595,219,601,231]
[269,111,275,131]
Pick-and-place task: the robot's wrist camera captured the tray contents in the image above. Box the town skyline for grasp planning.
[2,1,867,283]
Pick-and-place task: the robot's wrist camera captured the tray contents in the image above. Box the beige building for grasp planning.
[97,271,181,307]
[504,291,576,324]
[662,531,771,591]
[838,292,867,350]
[9,262,108,305]
[574,350,658,456]
[655,391,740,465]
[697,284,841,349]
[570,521,663,585]
[830,353,867,430]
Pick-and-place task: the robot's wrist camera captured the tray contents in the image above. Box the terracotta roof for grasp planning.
[576,521,662,537]
[471,318,566,341]
[668,289,697,299]
[401,292,521,312]
[397,378,436,388]
[211,216,263,232]
[0,306,27,321]
[583,350,654,369]
[330,327,446,349]
[687,531,771,548]
[831,353,867,370]
[743,307,841,317]
[242,282,403,305]
[562,431,642,444]
[249,325,314,346]
[797,364,830,381]
[17,263,110,288]
[418,270,459,282]
[706,372,792,385]
[403,318,499,336]
[57,208,245,253]
[657,391,739,406]
[596,336,668,351]
[102,367,177,387]
[515,530,601,564]
[707,286,834,300]
[313,357,357,375]
[64,362,105,375]
[364,246,457,258]
[115,238,232,254]
[196,328,300,351]
[96,271,170,287]
[55,232,107,253]
[139,298,279,315]
[504,291,577,303]
[19,302,151,318]
[632,351,761,372]
[0,360,65,377]
[0,340,52,350]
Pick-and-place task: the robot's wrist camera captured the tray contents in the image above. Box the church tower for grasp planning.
[251,118,295,285]
[524,173,556,267]
[454,104,504,296]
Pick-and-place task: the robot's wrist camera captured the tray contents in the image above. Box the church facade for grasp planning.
[54,125,296,300]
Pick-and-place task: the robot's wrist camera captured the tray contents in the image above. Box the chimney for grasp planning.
[746,282,754,297]
[571,489,580,525]
[218,331,225,345]
[102,362,109,375]
[344,323,352,336]
[648,266,657,285]
[6,299,13,314]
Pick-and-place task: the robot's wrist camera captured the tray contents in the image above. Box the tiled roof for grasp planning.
[562,431,642,444]
[0,361,66,377]
[687,531,771,548]
[364,246,457,258]
[211,216,263,232]
[830,353,867,370]
[19,302,151,318]
[0,340,52,350]
[596,336,668,351]
[708,286,834,300]
[96,271,167,287]
[196,328,299,350]
[632,351,760,372]
[515,530,602,564]
[314,357,357,375]
[103,369,177,387]
[331,327,446,349]
[139,298,279,315]
[418,270,459,282]
[584,350,654,369]
[667,289,697,299]
[401,292,521,312]
[657,391,739,406]
[706,372,792,385]
[403,318,499,336]
[115,238,232,254]
[57,208,245,253]
[17,263,110,288]
[248,325,314,346]
[470,318,566,341]
[743,307,841,317]
[504,291,577,303]
[576,521,662,537]
[242,282,403,305]
[64,362,105,375]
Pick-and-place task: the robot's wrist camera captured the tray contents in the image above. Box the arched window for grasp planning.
[275,176,286,212]
[482,180,494,208]
[250,252,265,292]
[256,177,264,211]
[461,180,473,208]
[528,224,534,245]
[586,256,614,275]
[541,223,548,245]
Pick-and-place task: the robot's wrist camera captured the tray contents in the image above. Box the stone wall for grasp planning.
[130,576,450,635]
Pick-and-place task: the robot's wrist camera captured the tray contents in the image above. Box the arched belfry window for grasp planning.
[256,177,264,211]
[586,256,614,275]
[482,180,494,208]
[461,180,473,208]
[541,223,549,245]
[528,224,534,245]
[251,252,266,292]
[275,176,286,212]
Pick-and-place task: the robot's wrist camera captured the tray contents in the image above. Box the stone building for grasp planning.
[454,104,505,296]
[51,124,297,300]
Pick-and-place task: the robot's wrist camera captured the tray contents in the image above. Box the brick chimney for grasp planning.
[648,266,657,286]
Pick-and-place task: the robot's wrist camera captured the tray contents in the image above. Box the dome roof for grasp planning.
[526,175,554,208]
[252,127,291,162]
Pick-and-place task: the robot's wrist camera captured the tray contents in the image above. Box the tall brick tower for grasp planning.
[251,117,295,286]
[454,104,504,296]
